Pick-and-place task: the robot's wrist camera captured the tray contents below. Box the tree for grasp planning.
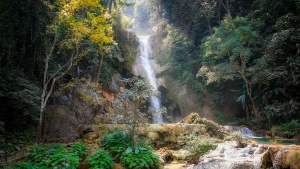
[112,77,154,150]
[251,11,300,124]
[199,16,262,117]
[38,0,114,141]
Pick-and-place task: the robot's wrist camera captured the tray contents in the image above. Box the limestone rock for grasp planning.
[273,147,300,169]
[230,162,255,169]
[93,115,102,124]
[147,132,160,141]
[260,145,300,169]
[179,113,229,139]
[161,150,173,163]
[172,149,190,161]
[179,113,202,124]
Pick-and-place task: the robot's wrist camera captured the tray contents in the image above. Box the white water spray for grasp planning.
[135,35,163,124]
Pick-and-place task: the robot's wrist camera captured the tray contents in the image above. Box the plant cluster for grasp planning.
[6,142,87,169]
[86,149,113,169]
[69,141,88,158]
[120,146,160,169]
[101,130,160,169]
[275,120,300,131]
[101,130,132,160]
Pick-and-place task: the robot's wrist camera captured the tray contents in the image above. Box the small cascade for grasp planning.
[189,141,265,169]
[224,126,255,138]
[240,127,254,137]
[134,36,163,124]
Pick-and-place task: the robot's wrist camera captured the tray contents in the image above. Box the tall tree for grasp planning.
[198,16,262,117]
[38,0,114,141]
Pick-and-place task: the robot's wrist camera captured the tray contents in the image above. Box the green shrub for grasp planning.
[5,162,36,169]
[25,144,79,169]
[101,130,132,160]
[276,120,300,131]
[87,149,113,169]
[69,142,88,158]
[120,146,160,169]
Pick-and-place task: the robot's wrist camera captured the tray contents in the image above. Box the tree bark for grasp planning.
[109,0,113,14]
[91,54,104,85]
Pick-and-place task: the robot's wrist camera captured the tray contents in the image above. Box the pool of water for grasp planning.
[250,137,300,145]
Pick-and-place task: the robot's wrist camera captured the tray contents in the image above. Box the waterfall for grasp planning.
[135,35,163,124]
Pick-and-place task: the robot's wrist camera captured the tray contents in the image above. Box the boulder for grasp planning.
[260,145,300,169]
[179,113,229,139]
[230,162,255,169]
[179,113,202,124]
[147,132,160,141]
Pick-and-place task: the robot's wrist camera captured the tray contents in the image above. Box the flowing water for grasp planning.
[188,141,264,169]
[134,35,163,124]
[224,126,255,138]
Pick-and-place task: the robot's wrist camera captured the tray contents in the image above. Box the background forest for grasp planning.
[0,0,300,159]
[135,0,300,127]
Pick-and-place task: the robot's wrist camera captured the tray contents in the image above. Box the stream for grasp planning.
[188,141,264,169]
[184,126,300,169]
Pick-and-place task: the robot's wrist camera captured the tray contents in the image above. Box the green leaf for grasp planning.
[134,147,139,154]
[125,147,132,154]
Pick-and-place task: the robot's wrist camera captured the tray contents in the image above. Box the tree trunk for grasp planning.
[109,0,113,13]
[91,54,104,84]
[240,72,259,117]
[219,0,231,15]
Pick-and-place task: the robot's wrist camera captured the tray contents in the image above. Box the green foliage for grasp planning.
[5,162,36,169]
[199,16,262,84]
[0,127,35,153]
[0,67,41,128]
[101,130,132,160]
[214,110,225,124]
[179,135,217,158]
[86,149,113,169]
[250,1,300,125]
[24,144,79,169]
[159,27,196,84]
[101,130,159,168]
[275,120,300,131]
[263,100,300,124]
[231,83,247,109]
[69,142,88,159]
[0,0,51,70]
[120,147,160,169]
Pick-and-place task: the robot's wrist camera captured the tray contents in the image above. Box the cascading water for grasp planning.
[134,35,163,124]
[224,126,255,138]
[189,141,265,169]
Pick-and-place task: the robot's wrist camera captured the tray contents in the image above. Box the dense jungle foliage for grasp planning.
[0,0,134,153]
[0,0,300,162]
[138,0,300,128]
